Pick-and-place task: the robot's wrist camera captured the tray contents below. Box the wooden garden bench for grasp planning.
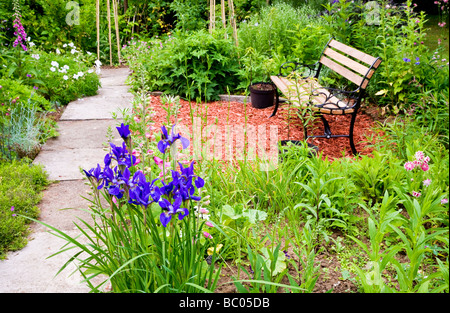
[270,38,382,155]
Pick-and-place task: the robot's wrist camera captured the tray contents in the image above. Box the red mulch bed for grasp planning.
[143,95,383,162]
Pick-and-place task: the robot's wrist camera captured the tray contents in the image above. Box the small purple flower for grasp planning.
[441,198,449,204]
[415,57,420,65]
[11,206,16,217]
[26,74,31,78]
[403,58,411,63]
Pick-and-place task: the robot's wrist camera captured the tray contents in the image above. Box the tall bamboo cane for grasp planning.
[107,0,112,66]
[209,0,216,34]
[221,0,227,39]
[113,0,121,64]
[96,0,100,60]
[228,0,238,47]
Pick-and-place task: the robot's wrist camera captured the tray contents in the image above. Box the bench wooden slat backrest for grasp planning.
[319,39,382,90]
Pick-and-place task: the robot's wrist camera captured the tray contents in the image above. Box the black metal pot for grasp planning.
[249,82,276,109]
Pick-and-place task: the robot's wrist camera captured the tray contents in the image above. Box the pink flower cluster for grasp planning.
[404,151,430,172]
[12,16,27,51]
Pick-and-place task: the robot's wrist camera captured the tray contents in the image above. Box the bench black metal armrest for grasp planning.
[278,61,320,78]
[311,86,362,110]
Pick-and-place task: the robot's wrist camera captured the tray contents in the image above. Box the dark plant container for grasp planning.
[249,82,276,109]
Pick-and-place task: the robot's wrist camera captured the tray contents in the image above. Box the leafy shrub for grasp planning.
[23,46,100,105]
[238,2,323,59]
[0,78,52,112]
[0,160,48,259]
[124,30,241,101]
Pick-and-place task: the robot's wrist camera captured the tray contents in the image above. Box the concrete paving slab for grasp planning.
[100,67,132,86]
[42,120,123,150]
[33,148,109,181]
[0,230,105,293]
[59,94,132,120]
[31,180,95,233]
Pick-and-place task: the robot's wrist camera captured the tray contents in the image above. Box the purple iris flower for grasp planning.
[157,125,190,154]
[109,142,136,169]
[176,161,205,201]
[119,167,142,190]
[159,196,189,227]
[116,123,132,147]
[83,163,105,189]
[129,179,161,207]
[179,161,205,189]
[116,123,131,140]
[102,165,125,198]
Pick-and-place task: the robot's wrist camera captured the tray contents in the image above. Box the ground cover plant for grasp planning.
[0,159,48,259]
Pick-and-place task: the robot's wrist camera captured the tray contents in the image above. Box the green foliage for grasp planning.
[238,2,323,58]
[21,47,100,105]
[0,160,48,259]
[170,0,208,32]
[124,30,241,101]
[0,77,52,112]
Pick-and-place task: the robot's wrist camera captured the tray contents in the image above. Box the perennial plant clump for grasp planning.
[74,122,219,292]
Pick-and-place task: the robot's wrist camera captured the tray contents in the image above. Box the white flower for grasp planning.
[68,42,74,48]
[94,59,102,67]
[63,44,67,48]
[63,75,69,80]
[27,36,31,42]
[50,67,56,72]
[63,65,69,70]
[70,48,77,54]
[51,61,59,68]
[88,69,94,74]
[77,71,84,77]
[73,74,79,80]
[31,54,40,60]
[87,51,92,55]
[29,42,35,47]
[56,48,60,55]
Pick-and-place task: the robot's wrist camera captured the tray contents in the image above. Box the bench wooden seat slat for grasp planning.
[328,39,377,65]
[319,55,364,86]
[271,76,354,115]
[269,38,382,155]
[323,47,370,76]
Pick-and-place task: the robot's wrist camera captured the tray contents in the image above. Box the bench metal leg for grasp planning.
[349,112,358,155]
[269,88,280,118]
[306,112,359,155]
[320,114,332,138]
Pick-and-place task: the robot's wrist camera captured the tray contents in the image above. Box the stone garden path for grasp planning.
[0,67,132,292]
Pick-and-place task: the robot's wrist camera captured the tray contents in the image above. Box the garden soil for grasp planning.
[0,67,384,293]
